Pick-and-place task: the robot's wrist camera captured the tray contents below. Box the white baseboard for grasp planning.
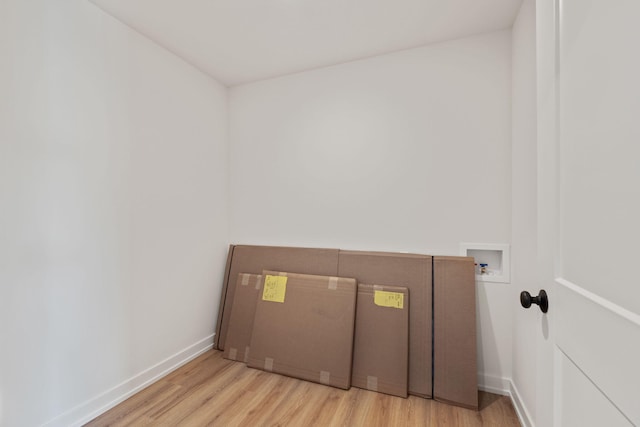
[509,379,535,427]
[477,374,534,427]
[42,334,215,427]
[478,373,510,395]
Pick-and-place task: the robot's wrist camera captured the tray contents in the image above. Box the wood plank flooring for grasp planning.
[85,350,520,426]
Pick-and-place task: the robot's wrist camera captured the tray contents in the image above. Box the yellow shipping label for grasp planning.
[262,275,287,303]
[374,290,404,309]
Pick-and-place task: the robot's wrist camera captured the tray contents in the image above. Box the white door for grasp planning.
[536,0,640,425]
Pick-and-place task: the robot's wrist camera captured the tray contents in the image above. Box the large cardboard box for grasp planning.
[433,256,478,409]
[247,271,357,390]
[215,245,340,350]
[223,273,263,363]
[338,250,432,398]
[352,284,409,398]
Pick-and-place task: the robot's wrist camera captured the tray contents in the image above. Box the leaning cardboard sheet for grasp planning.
[247,271,358,390]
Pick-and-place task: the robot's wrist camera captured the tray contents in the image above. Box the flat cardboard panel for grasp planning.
[223,273,263,363]
[433,256,478,409]
[352,284,409,398]
[338,250,432,398]
[247,271,357,390]
[215,244,236,350]
[215,245,340,350]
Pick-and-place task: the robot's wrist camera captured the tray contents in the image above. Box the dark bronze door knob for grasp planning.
[520,289,548,313]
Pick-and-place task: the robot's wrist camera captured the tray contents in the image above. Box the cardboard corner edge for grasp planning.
[434,396,479,411]
[215,244,236,350]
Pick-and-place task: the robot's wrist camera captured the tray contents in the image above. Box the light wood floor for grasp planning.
[86,350,520,426]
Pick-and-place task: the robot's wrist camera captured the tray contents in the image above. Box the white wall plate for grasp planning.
[460,243,510,283]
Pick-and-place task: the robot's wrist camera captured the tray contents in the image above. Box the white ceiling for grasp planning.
[90,0,523,86]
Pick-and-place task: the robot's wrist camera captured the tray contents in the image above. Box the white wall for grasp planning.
[0,1,228,426]
[511,0,538,425]
[229,30,513,388]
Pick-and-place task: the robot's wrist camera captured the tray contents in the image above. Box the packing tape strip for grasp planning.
[241,274,250,286]
[320,371,331,385]
[255,275,262,290]
[244,346,250,363]
[264,357,274,372]
[228,348,238,360]
[367,376,378,392]
[328,277,338,290]
[278,272,288,277]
